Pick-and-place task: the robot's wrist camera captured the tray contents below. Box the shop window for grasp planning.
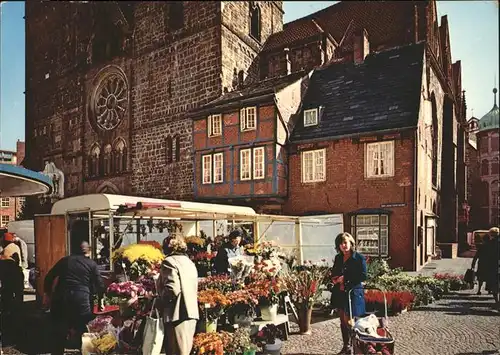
[351,214,389,256]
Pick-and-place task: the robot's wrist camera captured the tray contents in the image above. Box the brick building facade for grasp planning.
[25,1,283,199]
[26,1,468,270]
[0,141,26,227]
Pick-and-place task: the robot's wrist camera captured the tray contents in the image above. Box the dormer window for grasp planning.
[240,107,257,131]
[208,114,222,137]
[304,108,318,127]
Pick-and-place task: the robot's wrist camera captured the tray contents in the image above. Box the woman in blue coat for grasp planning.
[331,232,367,354]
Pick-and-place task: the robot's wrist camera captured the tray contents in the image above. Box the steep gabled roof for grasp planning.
[191,71,308,116]
[290,42,425,142]
[262,1,426,54]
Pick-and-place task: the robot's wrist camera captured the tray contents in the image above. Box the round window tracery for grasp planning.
[92,72,128,131]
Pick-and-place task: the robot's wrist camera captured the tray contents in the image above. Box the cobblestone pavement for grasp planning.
[282,289,500,355]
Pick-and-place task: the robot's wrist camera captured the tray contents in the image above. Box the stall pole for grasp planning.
[253,220,260,247]
[295,221,304,264]
[136,218,141,243]
[109,212,114,271]
[212,219,216,240]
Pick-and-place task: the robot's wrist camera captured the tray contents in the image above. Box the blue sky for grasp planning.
[0,1,498,151]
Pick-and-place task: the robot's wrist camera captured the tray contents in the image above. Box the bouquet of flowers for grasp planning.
[247,278,282,305]
[192,251,217,276]
[198,275,235,293]
[112,243,165,279]
[198,289,231,321]
[225,328,258,355]
[92,331,118,354]
[87,315,113,333]
[107,281,146,300]
[281,260,330,308]
[229,255,254,282]
[253,257,282,279]
[226,289,259,317]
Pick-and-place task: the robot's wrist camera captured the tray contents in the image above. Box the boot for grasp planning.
[338,323,351,354]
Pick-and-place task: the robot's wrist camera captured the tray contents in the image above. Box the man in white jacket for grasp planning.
[160,236,199,355]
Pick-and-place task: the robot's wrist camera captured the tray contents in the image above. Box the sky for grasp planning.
[0,1,498,151]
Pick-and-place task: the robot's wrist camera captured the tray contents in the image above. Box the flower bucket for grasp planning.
[297,304,313,335]
[234,314,253,327]
[243,349,257,355]
[260,303,278,322]
[264,339,283,355]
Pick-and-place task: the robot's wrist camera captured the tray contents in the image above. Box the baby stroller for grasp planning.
[348,287,395,355]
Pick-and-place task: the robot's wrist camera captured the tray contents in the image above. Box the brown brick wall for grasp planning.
[284,136,416,270]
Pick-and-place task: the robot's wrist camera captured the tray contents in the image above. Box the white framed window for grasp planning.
[1,198,10,208]
[301,149,326,183]
[240,107,257,131]
[240,149,252,180]
[253,147,265,179]
[366,141,395,178]
[1,215,9,227]
[18,197,26,205]
[351,214,389,256]
[202,155,212,184]
[213,153,224,183]
[304,108,318,127]
[208,114,222,137]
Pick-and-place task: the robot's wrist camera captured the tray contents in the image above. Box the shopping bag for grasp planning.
[464,268,475,287]
[142,300,164,355]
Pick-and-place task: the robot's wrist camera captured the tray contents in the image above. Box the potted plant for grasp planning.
[226,289,258,327]
[225,328,259,355]
[247,278,282,322]
[253,324,283,355]
[197,289,230,333]
[281,260,330,334]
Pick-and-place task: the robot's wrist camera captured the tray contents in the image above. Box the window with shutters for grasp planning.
[253,147,265,179]
[208,114,222,137]
[240,149,252,180]
[366,141,395,178]
[202,155,212,184]
[301,149,326,183]
[240,107,257,131]
[304,108,318,127]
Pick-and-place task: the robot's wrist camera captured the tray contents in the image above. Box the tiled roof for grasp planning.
[262,1,425,54]
[290,42,425,142]
[262,19,325,52]
[192,71,308,115]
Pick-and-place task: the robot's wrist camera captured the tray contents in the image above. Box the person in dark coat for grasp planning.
[214,229,243,275]
[44,241,105,355]
[471,233,491,295]
[0,255,24,346]
[483,227,500,308]
[331,232,367,354]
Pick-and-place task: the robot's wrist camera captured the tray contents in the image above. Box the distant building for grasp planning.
[0,140,26,227]
[476,89,500,227]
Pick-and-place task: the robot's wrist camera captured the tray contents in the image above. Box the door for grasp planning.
[425,217,435,257]
[34,214,67,302]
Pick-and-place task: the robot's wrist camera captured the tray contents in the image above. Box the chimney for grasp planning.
[353,28,370,64]
[284,48,291,75]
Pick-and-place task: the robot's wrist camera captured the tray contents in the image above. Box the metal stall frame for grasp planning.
[48,194,312,270]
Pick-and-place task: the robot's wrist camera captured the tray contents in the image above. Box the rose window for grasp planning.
[92,73,128,131]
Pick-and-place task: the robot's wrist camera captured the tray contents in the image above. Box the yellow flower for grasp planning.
[113,244,165,264]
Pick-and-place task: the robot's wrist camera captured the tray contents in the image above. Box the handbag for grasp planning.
[142,298,165,355]
[464,268,475,286]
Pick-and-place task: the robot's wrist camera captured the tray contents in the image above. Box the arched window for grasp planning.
[89,144,101,177]
[250,4,261,41]
[430,94,438,186]
[113,138,127,173]
[103,144,112,175]
[492,157,499,175]
[175,136,181,162]
[166,136,173,164]
[481,159,489,176]
[238,70,245,87]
